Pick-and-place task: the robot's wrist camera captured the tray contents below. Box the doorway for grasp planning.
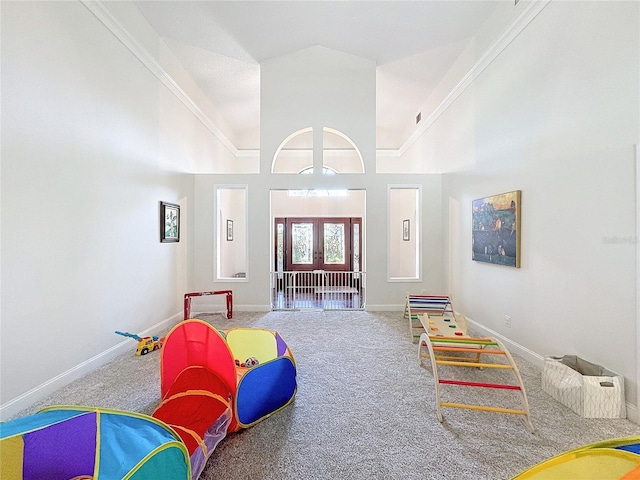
[283,217,355,272]
[273,217,364,310]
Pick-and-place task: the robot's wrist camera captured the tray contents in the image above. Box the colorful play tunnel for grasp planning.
[152,319,297,478]
[0,319,297,480]
[157,319,297,433]
[0,407,191,480]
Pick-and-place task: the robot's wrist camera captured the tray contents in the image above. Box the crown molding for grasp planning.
[81,0,240,157]
[235,149,260,158]
[376,149,401,158]
[81,0,550,163]
[399,0,551,157]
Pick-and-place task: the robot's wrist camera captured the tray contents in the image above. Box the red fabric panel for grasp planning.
[171,426,200,455]
[160,365,238,432]
[163,366,231,401]
[160,320,236,399]
[154,392,229,455]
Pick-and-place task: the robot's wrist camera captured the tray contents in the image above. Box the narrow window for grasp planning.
[388,185,421,281]
[216,185,248,281]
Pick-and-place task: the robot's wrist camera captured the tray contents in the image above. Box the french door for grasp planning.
[289,217,346,271]
[274,217,362,273]
[273,217,363,309]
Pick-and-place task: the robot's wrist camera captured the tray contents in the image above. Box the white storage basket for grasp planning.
[542,355,626,418]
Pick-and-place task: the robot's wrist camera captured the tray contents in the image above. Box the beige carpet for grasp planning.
[13,311,640,479]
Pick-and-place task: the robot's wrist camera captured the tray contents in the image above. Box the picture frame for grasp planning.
[160,201,180,243]
[227,219,234,241]
[472,190,521,268]
[403,219,410,241]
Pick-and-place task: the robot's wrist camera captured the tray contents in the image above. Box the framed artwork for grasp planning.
[472,190,521,268]
[227,219,233,241]
[403,219,410,241]
[160,201,180,243]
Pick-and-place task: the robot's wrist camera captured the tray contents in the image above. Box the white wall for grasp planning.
[0,1,231,419]
[192,172,444,310]
[429,2,639,409]
[10,0,629,423]
[188,45,445,310]
[271,190,366,218]
[260,46,376,175]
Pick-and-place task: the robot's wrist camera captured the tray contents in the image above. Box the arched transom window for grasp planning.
[272,127,364,174]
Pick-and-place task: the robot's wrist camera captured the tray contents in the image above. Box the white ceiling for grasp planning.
[134,1,504,150]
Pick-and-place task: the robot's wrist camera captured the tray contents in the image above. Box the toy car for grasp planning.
[135,336,163,356]
[115,331,164,356]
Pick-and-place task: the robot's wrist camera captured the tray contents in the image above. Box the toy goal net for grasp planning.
[183,291,233,320]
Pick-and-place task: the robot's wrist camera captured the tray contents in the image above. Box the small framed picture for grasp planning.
[403,219,410,241]
[160,201,180,243]
[227,219,234,241]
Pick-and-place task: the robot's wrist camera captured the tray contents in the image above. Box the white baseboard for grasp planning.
[6,308,637,425]
[192,303,405,313]
[187,303,271,315]
[0,313,181,421]
[465,315,638,425]
[192,304,402,313]
[366,304,405,311]
[464,316,545,368]
[235,304,271,312]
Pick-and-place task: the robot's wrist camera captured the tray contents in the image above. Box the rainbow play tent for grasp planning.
[0,406,191,480]
[0,320,296,479]
[151,319,297,477]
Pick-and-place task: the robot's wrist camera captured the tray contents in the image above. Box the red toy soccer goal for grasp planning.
[183,290,233,320]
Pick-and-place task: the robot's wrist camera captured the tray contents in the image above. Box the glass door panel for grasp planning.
[352,222,360,272]
[291,222,314,265]
[276,222,284,272]
[323,223,345,265]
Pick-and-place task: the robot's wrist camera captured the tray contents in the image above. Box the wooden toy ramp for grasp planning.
[418,327,534,432]
[404,294,454,342]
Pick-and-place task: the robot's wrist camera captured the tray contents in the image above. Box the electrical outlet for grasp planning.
[505,315,512,328]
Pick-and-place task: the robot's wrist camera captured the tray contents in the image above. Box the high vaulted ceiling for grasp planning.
[134,1,503,150]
